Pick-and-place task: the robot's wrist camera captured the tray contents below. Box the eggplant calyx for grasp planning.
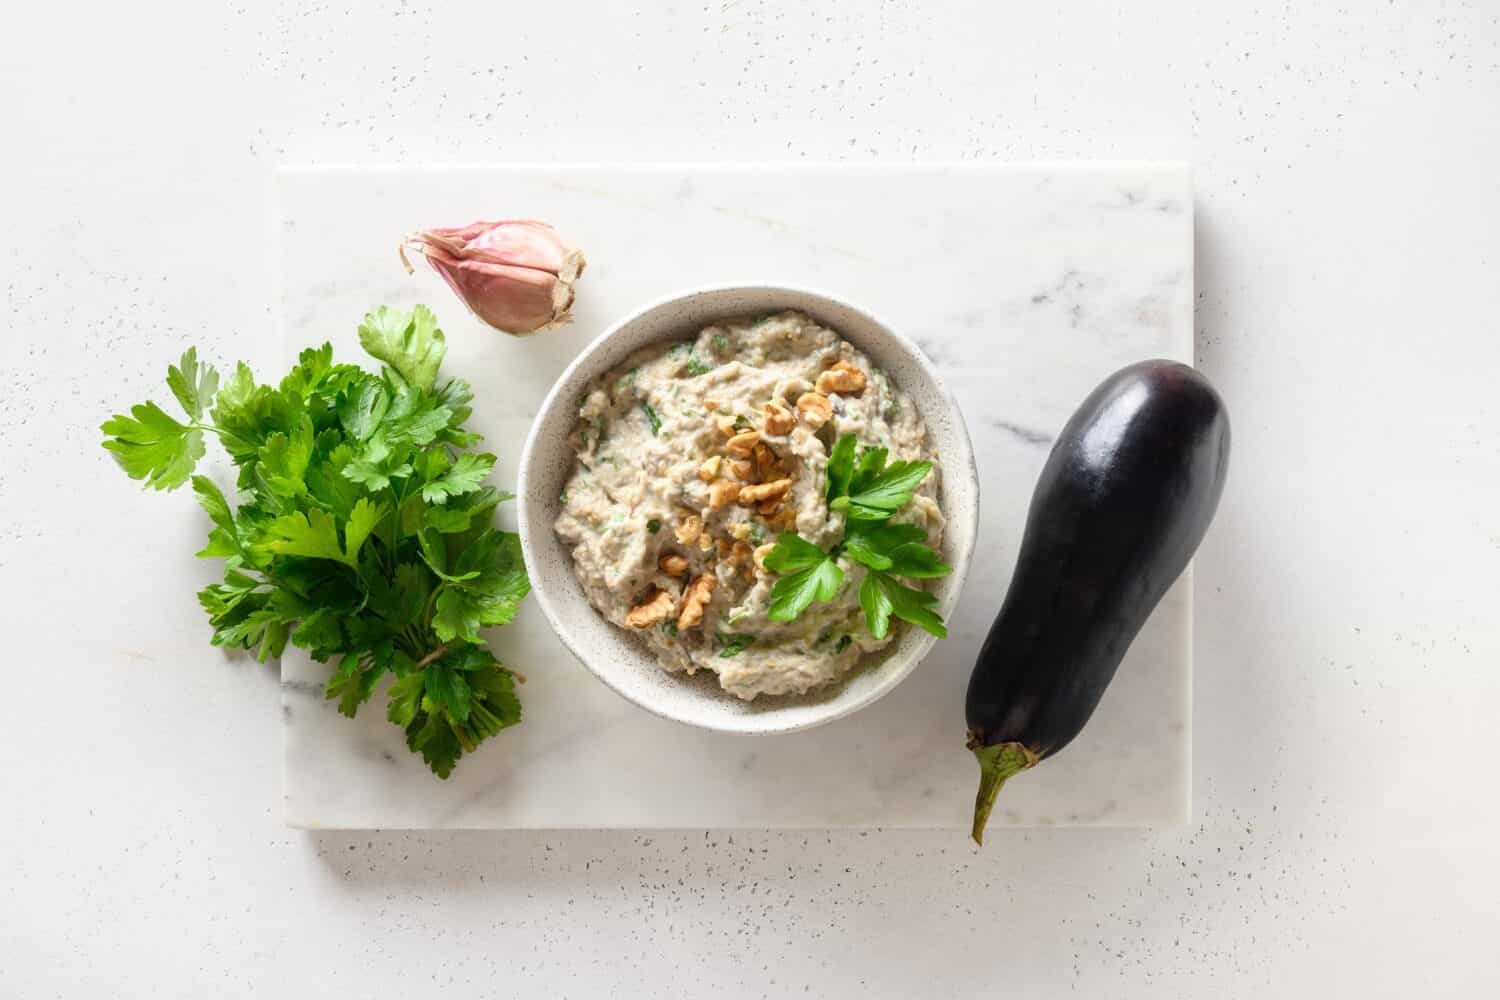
[967,740,1039,846]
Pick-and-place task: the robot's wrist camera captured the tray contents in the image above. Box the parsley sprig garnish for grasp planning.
[764,434,950,639]
[101,305,529,778]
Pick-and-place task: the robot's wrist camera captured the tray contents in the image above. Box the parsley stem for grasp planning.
[413,643,450,670]
[421,584,444,629]
[189,421,256,454]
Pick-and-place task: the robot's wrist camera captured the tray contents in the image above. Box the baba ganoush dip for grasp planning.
[554,311,943,699]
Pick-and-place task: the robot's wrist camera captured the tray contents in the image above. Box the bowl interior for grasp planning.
[517,285,978,734]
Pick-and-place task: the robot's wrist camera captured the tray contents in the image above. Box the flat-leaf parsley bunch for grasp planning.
[764,434,951,639]
[100,305,529,778]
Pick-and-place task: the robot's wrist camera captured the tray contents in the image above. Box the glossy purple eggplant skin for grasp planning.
[966,361,1230,761]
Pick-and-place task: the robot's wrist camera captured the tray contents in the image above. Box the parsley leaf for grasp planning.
[386,672,426,729]
[166,348,219,421]
[763,532,847,621]
[209,363,289,462]
[640,400,663,436]
[860,571,947,639]
[342,498,388,564]
[409,713,464,778]
[305,443,363,517]
[423,486,510,535]
[325,651,385,718]
[191,474,234,530]
[256,414,315,499]
[357,304,446,392]
[825,433,856,502]
[716,633,756,658]
[829,445,933,520]
[191,475,244,561]
[841,521,950,578]
[338,378,390,441]
[279,343,349,399]
[100,401,205,490]
[431,530,530,642]
[382,369,453,445]
[340,431,413,492]
[762,532,829,573]
[883,541,951,579]
[260,508,350,565]
[420,452,495,503]
[424,663,472,722]
[841,521,926,571]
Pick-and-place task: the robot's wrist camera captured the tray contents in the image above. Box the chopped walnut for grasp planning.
[708,478,741,510]
[750,443,786,482]
[752,543,776,571]
[751,445,769,479]
[697,532,715,553]
[753,442,786,481]
[674,514,703,546]
[715,415,738,436]
[625,588,676,629]
[762,399,796,436]
[659,553,690,576]
[730,540,754,567]
[726,430,761,457]
[729,458,755,481]
[715,537,733,559]
[796,392,832,428]
[815,360,867,395]
[703,400,720,412]
[770,506,798,532]
[756,497,783,517]
[677,574,715,630]
[697,455,722,482]
[729,522,751,541]
[739,478,792,505]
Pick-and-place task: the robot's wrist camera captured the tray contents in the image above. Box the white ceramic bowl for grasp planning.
[517,284,979,734]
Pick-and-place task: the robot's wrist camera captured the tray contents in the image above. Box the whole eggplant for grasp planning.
[966,360,1229,844]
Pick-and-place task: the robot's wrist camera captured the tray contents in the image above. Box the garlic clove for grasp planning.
[401,220,585,336]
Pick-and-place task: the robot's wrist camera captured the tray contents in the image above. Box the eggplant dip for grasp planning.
[554,311,943,700]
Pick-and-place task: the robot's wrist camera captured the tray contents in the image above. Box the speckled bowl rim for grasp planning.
[517,283,979,734]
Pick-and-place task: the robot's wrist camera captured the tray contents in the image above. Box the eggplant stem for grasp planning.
[969,741,1039,846]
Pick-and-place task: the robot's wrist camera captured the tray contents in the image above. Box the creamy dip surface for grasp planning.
[554,311,943,700]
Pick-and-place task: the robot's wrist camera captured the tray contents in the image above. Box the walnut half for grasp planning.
[677,574,716,630]
[625,588,676,629]
[726,430,761,457]
[708,478,741,510]
[739,478,792,505]
[796,392,832,428]
[815,360,867,395]
[762,399,796,436]
[674,514,704,546]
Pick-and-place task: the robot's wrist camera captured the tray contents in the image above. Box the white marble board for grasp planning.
[277,164,1192,829]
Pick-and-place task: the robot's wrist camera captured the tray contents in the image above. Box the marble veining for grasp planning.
[277,163,1193,830]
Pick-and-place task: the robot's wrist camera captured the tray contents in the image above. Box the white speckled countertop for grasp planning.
[3,3,1498,996]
